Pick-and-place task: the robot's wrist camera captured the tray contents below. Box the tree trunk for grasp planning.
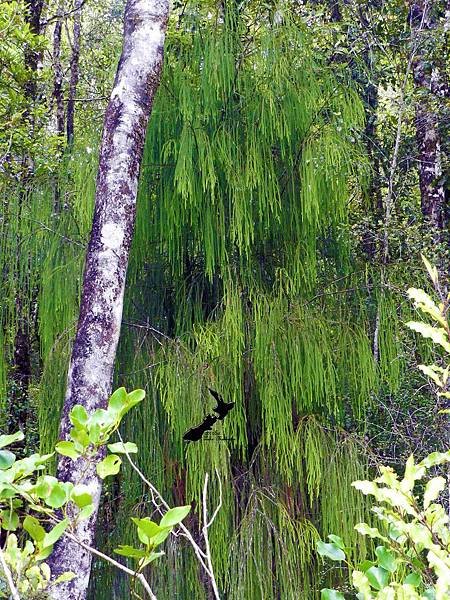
[53,12,65,138]
[47,1,169,597]
[410,0,446,232]
[67,0,84,144]
[24,0,45,100]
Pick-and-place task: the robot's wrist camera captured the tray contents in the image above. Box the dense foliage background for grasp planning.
[1,0,449,597]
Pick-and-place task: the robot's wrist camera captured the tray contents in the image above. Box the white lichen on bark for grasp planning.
[47,1,169,598]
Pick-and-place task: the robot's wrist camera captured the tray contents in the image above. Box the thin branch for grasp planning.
[202,472,222,600]
[0,544,21,600]
[59,528,157,600]
[117,433,212,574]
[42,0,88,26]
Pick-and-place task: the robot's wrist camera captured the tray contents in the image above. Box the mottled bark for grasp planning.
[67,0,83,144]
[410,0,446,232]
[24,0,45,100]
[47,1,169,598]
[52,12,65,137]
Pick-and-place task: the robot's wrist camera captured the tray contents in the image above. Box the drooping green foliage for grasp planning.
[0,3,413,598]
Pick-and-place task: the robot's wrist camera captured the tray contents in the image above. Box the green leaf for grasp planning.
[23,516,45,542]
[321,591,345,600]
[42,518,69,548]
[140,551,165,568]
[0,450,16,470]
[406,321,450,353]
[46,483,68,508]
[71,485,93,508]
[69,405,89,428]
[423,476,446,509]
[404,573,421,587]
[96,454,122,479]
[0,510,19,530]
[327,534,345,550]
[159,505,191,528]
[365,566,389,590]
[108,387,128,413]
[107,442,138,454]
[78,504,95,520]
[421,255,439,286]
[0,431,24,449]
[354,523,389,543]
[317,541,346,562]
[114,545,148,558]
[55,441,80,460]
[132,517,162,542]
[54,572,77,584]
[375,546,397,573]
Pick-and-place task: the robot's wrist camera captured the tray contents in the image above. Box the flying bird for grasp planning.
[208,388,235,420]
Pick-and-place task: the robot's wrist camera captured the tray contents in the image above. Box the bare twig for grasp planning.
[117,433,219,582]
[56,527,157,600]
[202,471,222,600]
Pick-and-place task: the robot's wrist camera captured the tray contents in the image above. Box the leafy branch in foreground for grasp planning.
[0,388,192,599]
[317,257,450,600]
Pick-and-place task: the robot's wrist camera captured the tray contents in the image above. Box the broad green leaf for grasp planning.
[107,442,138,454]
[406,322,450,353]
[352,571,372,596]
[401,455,425,492]
[127,389,145,406]
[108,387,128,413]
[418,365,444,387]
[46,482,68,508]
[0,450,16,470]
[421,255,439,286]
[114,545,148,558]
[407,288,446,327]
[54,572,76,584]
[0,509,19,530]
[375,546,398,573]
[23,516,45,542]
[317,541,346,562]
[0,431,24,449]
[42,518,69,548]
[70,427,90,449]
[69,405,89,429]
[71,485,93,508]
[419,451,450,468]
[423,477,446,509]
[132,517,162,542]
[140,551,165,568]
[366,566,389,590]
[96,454,122,479]
[321,590,345,600]
[352,480,378,496]
[88,423,101,445]
[149,527,171,546]
[55,441,80,460]
[328,534,345,550]
[355,523,389,543]
[159,505,191,528]
[78,504,95,520]
[404,573,421,587]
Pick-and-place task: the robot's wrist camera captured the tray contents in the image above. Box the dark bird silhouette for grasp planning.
[208,388,235,420]
[183,414,217,442]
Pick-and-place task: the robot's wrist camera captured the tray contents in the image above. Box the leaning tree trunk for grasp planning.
[410,0,446,233]
[67,0,84,144]
[47,1,169,597]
